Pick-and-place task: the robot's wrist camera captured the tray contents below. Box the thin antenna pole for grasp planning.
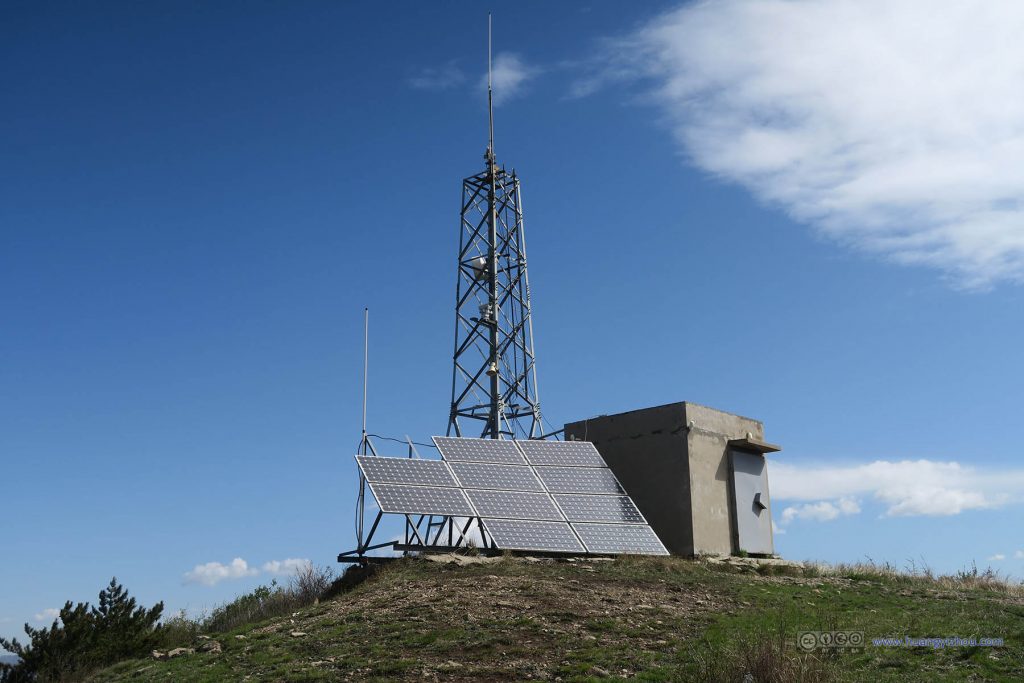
[487,13,494,163]
[356,307,369,551]
[361,307,369,446]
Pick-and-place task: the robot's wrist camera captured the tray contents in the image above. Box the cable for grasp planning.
[366,433,439,449]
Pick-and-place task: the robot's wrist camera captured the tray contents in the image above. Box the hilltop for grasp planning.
[91,555,1023,682]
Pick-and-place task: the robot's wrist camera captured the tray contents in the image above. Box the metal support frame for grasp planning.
[447,154,542,440]
[340,433,493,564]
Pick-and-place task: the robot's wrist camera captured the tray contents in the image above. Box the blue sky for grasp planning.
[3,0,1024,644]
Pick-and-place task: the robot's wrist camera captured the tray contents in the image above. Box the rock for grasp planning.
[234,634,247,640]
[588,665,611,678]
[290,631,307,638]
[167,647,194,659]
[199,640,222,654]
[151,650,167,661]
[197,635,211,640]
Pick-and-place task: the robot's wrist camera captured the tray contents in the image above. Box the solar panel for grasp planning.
[448,462,544,492]
[482,519,585,552]
[554,494,646,523]
[360,437,670,557]
[517,439,607,467]
[367,483,475,516]
[433,436,527,465]
[465,489,564,521]
[572,523,669,555]
[355,455,457,487]
[534,466,624,494]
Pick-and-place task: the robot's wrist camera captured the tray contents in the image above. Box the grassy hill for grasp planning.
[91,555,1023,682]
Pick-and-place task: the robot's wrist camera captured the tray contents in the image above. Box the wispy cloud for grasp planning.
[578,0,1024,288]
[33,608,60,623]
[482,53,537,105]
[781,497,860,525]
[183,558,258,587]
[988,553,1006,561]
[183,557,315,586]
[771,459,1024,517]
[261,558,310,577]
[409,61,466,91]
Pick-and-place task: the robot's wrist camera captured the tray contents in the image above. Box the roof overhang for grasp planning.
[727,437,781,454]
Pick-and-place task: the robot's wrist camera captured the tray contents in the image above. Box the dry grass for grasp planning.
[692,624,837,683]
[805,558,1024,597]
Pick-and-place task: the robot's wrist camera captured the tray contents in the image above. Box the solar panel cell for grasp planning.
[448,462,543,491]
[534,466,624,494]
[554,494,646,523]
[465,489,564,521]
[482,519,585,552]
[517,440,607,467]
[572,523,669,555]
[367,483,475,516]
[355,456,457,487]
[433,436,527,465]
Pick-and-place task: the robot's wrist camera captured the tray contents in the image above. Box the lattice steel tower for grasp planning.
[448,17,542,440]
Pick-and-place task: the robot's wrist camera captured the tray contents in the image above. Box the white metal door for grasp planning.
[730,451,774,555]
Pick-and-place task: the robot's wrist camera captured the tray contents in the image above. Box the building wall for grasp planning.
[682,403,764,557]
[564,403,694,556]
[565,402,768,558]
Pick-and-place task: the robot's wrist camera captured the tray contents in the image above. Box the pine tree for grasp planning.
[0,578,164,682]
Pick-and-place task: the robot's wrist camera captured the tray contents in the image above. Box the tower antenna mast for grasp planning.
[447,15,544,440]
[487,13,495,165]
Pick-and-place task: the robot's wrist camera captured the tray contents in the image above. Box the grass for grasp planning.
[88,555,1024,682]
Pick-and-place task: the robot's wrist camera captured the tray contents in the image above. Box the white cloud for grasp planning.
[771,458,1024,517]
[409,62,465,90]
[988,554,1006,561]
[582,0,1024,287]
[781,497,861,524]
[33,608,60,623]
[1016,550,1024,559]
[483,53,536,105]
[261,558,310,577]
[183,558,259,587]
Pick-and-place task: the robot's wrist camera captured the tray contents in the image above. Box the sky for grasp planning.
[3,0,1024,646]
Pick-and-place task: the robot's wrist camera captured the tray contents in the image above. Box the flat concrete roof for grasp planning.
[570,400,764,428]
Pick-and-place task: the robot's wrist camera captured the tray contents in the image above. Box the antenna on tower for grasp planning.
[447,14,544,441]
[487,12,495,166]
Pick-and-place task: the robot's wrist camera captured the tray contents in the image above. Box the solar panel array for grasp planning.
[354,438,668,556]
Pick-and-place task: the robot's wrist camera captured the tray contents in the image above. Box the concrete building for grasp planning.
[564,402,780,557]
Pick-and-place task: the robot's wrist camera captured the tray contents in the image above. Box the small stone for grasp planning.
[588,665,611,678]
[197,635,211,640]
[151,650,167,661]
[167,647,194,659]
[234,634,247,640]
[199,640,222,654]
[290,631,307,638]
